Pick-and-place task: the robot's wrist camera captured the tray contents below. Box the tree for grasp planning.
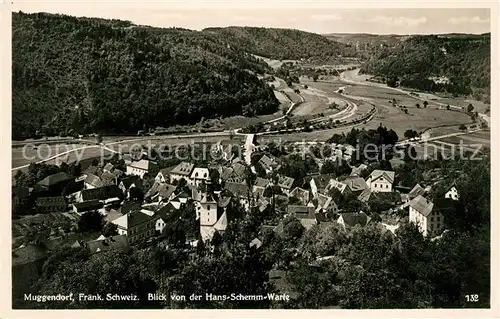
[446,104,450,110]
[312,74,319,82]
[129,186,144,201]
[459,124,467,131]
[423,101,428,108]
[283,217,304,241]
[467,103,474,113]
[78,211,104,232]
[404,129,419,139]
[386,77,397,87]
[33,250,160,309]
[102,222,118,237]
[320,160,337,175]
[95,134,103,144]
[22,221,51,247]
[416,103,420,108]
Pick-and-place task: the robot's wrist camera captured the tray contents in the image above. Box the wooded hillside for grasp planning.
[204,26,358,61]
[360,34,490,102]
[12,12,279,139]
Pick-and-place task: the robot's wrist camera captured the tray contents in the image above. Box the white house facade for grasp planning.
[366,170,395,193]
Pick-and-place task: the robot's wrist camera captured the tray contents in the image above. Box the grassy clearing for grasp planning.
[12,144,83,168]
[455,134,490,147]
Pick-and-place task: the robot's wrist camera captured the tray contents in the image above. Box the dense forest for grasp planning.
[12,12,280,140]
[204,26,358,61]
[360,34,491,102]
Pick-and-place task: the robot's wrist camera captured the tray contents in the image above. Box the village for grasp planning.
[12,132,461,261]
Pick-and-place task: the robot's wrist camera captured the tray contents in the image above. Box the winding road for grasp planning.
[12,68,487,173]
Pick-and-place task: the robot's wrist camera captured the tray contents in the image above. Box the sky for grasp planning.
[11,1,492,35]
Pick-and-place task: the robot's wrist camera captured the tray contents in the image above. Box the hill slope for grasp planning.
[204,26,357,61]
[12,13,279,139]
[359,34,490,102]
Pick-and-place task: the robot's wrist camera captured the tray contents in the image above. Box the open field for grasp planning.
[12,133,240,174]
[341,68,490,112]
[436,135,490,149]
[425,126,467,137]
[12,144,85,168]
[274,91,290,103]
[449,133,490,147]
[292,93,329,116]
[281,89,303,103]
[252,54,300,70]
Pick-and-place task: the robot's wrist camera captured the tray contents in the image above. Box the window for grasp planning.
[437,217,441,222]
[431,217,434,222]
[386,184,388,188]
[207,205,210,210]
[437,223,440,228]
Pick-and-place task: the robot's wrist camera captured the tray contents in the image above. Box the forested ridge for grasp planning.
[12,12,279,140]
[360,34,490,102]
[204,26,358,61]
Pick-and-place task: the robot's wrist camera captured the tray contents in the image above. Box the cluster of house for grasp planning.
[405,181,458,237]
[14,139,462,257]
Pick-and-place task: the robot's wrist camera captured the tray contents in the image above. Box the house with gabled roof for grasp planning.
[408,183,426,201]
[357,188,372,203]
[103,163,115,173]
[344,176,369,195]
[276,175,295,196]
[350,163,368,177]
[253,177,269,200]
[225,181,251,211]
[85,235,130,254]
[249,237,263,249]
[218,166,235,183]
[256,197,270,213]
[327,179,348,194]
[126,159,159,179]
[227,162,247,183]
[84,173,103,189]
[309,174,335,197]
[190,167,211,187]
[83,165,99,176]
[156,184,177,203]
[444,181,459,201]
[34,172,74,196]
[289,187,310,206]
[100,171,118,186]
[72,200,104,215]
[259,154,279,174]
[153,203,177,233]
[155,167,172,184]
[195,190,231,243]
[119,176,143,198]
[366,170,395,193]
[35,196,67,213]
[170,162,195,183]
[313,193,338,215]
[76,185,123,203]
[111,210,156,244]
[409,195,454,237]
[145,181,177,202]
[287,203,317,230]
[12,186,32,207]
[337,212,370,229]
